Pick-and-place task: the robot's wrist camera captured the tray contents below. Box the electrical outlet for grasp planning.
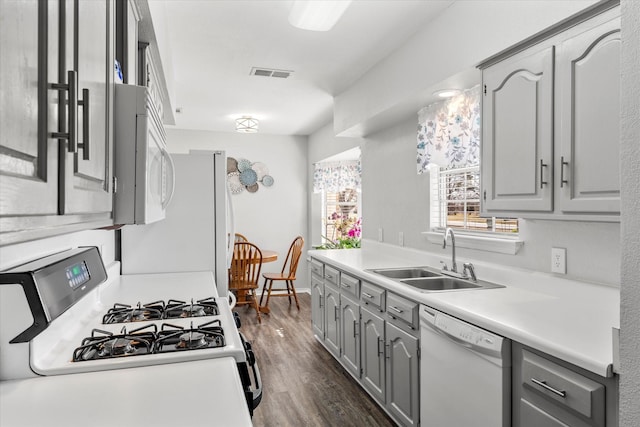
[551,247,566,274]
[398,232,404,247]
[378,228,384,242]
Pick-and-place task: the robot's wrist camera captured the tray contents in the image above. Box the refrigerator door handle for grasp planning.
[226,181,235,270]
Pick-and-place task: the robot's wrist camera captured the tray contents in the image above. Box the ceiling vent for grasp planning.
[250,67,293,79]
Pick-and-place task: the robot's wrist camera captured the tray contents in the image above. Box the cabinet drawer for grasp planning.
[522,349,605,425]
[386,293,418,329]
[324,265,340,286]
[360,281,385,312]
[310,258,324,277]
[340,273,360,299]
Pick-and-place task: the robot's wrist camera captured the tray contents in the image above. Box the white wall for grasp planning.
[166,128,310,288]
[619,1,640,425]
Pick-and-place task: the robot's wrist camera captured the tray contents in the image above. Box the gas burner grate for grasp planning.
[72,324,157,362]
[101,297,219,324]
[72,320,226,362]
[154,320,225,354]
[163,297,220,319]
[102,300,165,324]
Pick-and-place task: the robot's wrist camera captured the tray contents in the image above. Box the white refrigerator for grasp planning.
[120,151,233,297]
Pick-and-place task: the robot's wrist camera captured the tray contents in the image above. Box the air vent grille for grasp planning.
[250,67,293,79]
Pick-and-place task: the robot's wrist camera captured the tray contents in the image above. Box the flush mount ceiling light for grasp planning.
[288,0,352,31]
[434,89,462,98]
[235,117,259,133]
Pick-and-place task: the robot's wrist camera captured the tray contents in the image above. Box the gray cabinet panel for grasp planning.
[521,399,571,427]
[323,283,340,358]
[557,15,621,214]
[340,294,360,378]
[386,322,419,427]
[0,0,59,217]
[361,306,385,403]
[310,273,324,338]
[482,45,554,213]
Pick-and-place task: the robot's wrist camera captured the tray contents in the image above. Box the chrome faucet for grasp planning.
[441,228,478,282]
[442,227,457,274]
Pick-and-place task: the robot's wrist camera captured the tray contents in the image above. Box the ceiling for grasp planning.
[152,1,455,136]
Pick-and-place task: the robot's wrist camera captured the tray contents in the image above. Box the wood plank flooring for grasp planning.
[234,292,397,427]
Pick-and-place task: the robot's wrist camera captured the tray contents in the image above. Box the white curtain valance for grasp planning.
[313,160,361,193]
[417,85,481,174]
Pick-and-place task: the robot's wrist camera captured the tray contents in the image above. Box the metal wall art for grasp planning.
[227,157,274,194]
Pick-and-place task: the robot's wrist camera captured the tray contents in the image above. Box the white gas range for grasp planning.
[0,247,260,426]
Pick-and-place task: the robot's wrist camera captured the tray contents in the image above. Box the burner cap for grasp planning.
[182,304,206,317]
[101,337,135,356]
[177,331,207,349]
[128,309,147,321]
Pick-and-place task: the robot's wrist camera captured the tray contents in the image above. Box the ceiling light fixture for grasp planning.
[434,89,461,98]
[288,0,352,32]
[235,116,259,133]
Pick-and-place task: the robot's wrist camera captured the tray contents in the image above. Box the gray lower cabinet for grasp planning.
[323,281,341,358]
[310,273,324,338]
[512,342,619,427]
[361,306,386,403]
[310,259,421,427]
[340,293,360,377]
[386,322,419,427]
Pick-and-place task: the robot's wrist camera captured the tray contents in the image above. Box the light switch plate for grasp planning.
[398,232,404,247]
[551,247,566,274]
[378,228,383,242]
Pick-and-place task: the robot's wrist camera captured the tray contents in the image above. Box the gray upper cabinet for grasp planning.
[479,3,621,221]
[482,45,555,214]
[0,0,114,246]
[0,0,60,219]
[63,0,114,215]
[556,16,620,214]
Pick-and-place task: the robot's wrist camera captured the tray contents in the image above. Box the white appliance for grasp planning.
[0,247,260,424]
[114,84,175,225]
[120,151,233,297]
[420,305,511,427]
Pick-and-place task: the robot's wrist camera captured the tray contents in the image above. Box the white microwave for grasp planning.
[114,85,175,224]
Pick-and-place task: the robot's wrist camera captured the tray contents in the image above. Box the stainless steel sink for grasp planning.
[368,267,442,279]
[400,277,504,292]
[367,266,504,292]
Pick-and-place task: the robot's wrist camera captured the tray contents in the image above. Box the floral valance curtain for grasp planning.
[417,85,481,174]
[313,160,361,193]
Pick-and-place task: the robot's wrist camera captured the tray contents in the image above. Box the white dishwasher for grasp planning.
[420,305,511,427]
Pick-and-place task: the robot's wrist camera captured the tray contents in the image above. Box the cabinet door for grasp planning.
[361,307,385,403]
[340,294,360,378]
[520,399,570,427]
[62,0,113,215]
[386,322,420,427]
[323,283,340,358]
[0,1,59,220]
[557,16,620,214]
[310,275,324,338]
[482,45,554,213]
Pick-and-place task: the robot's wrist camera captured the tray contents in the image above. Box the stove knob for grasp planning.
[233,312,242,328]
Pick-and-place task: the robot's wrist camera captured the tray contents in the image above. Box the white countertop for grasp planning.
[0,358,253,427]
[309,241,620,377]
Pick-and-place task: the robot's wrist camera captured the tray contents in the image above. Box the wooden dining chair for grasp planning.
[259,236,304,311]
[229,242,263,323]
[234,233,249,242]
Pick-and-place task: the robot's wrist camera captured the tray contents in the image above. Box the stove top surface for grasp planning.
[29,271,246,376]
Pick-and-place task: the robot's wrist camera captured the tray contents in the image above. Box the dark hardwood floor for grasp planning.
[234,292,396,427]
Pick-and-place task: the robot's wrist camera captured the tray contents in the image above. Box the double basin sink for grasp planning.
[367,267,504,292]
